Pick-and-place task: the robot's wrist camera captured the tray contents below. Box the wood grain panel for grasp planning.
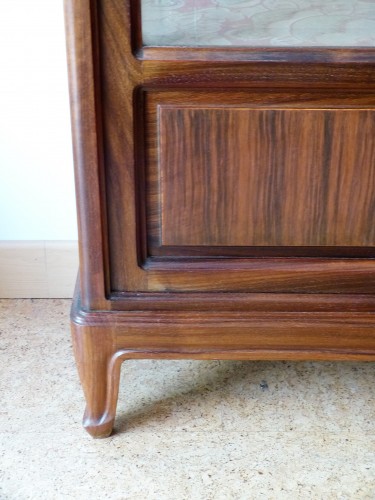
[158,106,375,248]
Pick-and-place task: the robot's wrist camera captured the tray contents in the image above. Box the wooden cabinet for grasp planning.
[65,0,375,437]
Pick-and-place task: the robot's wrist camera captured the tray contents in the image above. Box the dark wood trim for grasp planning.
[64,0,108,310]
[134,86,148,267]
[139,47,375,65]
[108,291,375,313]
[135,258,375,294]
[72,283,375,357]
[129,0,143,55]
[141,62,375,89]
[147,246,375,259]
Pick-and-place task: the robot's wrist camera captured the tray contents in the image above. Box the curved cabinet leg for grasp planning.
[71,320,122,438]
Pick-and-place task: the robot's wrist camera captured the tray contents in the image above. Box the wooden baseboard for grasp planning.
[0,241,78,298]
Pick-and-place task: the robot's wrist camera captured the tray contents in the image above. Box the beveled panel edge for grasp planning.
[147,246,375,259]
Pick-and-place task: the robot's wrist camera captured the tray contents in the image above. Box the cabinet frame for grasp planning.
[65,0,375,438]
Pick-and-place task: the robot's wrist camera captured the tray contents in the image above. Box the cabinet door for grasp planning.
[96,0,375,298]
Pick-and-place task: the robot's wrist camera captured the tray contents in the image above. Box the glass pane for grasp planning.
[141,0,375,47]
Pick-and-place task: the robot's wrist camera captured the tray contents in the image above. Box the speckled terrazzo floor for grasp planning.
[0,299,374,499]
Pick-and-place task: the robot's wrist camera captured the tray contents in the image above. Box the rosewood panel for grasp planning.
[157,106,375,248]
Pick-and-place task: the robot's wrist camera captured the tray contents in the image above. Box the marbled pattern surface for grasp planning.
[1,299,374,499]
[141,0,375,47]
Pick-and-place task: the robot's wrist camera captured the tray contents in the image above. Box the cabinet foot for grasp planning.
[71,313,123,438]
[82,410,115,439]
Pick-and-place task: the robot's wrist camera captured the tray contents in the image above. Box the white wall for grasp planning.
[0,0,77,240]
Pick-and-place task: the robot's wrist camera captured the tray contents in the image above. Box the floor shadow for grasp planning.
[114,359,325,433]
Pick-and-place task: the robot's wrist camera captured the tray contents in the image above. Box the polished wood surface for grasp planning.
[158,106,375,247]
[65,0,375,437]
[64,0,108,310]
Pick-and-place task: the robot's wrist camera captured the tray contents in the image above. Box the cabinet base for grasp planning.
[71,284,375,437]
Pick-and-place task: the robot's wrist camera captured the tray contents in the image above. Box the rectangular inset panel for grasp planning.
[141,0,375,47]
[158,107,375,248]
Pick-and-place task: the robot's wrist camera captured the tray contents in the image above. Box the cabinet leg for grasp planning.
[71,322,122,438]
